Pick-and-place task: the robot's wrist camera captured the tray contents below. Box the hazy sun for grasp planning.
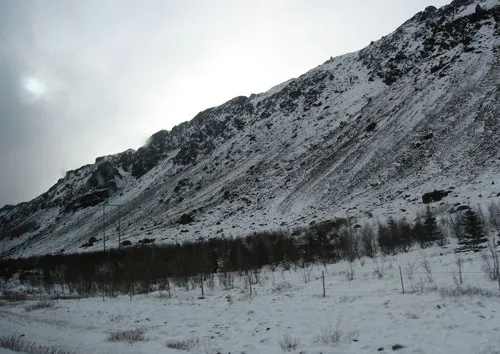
[21,75,47,99]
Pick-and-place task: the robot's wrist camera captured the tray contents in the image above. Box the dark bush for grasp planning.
[178,213,194,225]
[366,122,377,132]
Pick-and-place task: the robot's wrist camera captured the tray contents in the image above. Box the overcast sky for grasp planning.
[0,0,451,206]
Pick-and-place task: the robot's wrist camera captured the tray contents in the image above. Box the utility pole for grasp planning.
[118,205,121,248]
[0,221,8,258]
[102,204,122,252]
[1,227,4,256]
[103,205,106,252]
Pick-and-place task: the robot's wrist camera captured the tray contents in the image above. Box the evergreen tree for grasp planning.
[378,221,395,255]
[397,218,414,253]
[377,217,414,254]
[387,217,399,242]
[360,225,377,258]
[460,209,488,251]
[412,217,425,244]
[421,207,441,247]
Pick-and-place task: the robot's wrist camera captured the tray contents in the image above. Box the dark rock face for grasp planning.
[472,4,488,22]
[451,0,475,7]
[414,6,439,23]
[366,122,377,132]
[359,5,498,87]
[138,238,155,244]
[422,133,434,141]
[80,236,98,248]
[7,221,38,239]
[130,96,253,175]
[422,190,451,204]
[120,240,132,247]
[173,140,212,166]
[0,205,15,212]
[132,130,170,178]
[87,161,119,190]
[70,189,110,211]
[258,71,331,117]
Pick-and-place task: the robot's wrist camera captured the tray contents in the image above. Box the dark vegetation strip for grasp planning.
[0,206,492,298]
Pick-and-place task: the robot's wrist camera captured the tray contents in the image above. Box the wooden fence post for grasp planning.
[399,265,405,294]
[322,271,326,297]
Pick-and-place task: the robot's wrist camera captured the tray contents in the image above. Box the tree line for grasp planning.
[0,203,497,298]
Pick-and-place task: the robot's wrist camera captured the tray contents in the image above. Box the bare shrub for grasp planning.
[481,252,497,281]
[50,293,81,301]
[452,272,461,288]
[360,223,377,258]
[421,252,433,283]
[373,259,385,279]
[0,334,23,351]
[404,312,420,319]
[1,291,27,302]
[272,281,293,294]
[446,212,464,240]
[157,277,171,297]
[337,296,356,304]
[410,278,426,294]
[203,273,214,291]
[199,338,222,354]
[107,328,146,343]
[481,237,499,284]
[156,291,172,300]
[109,314,124,322]
[487,201,500,233]
[314,323,342,345]
[279,333,300,352]
[300,264,313,283]
[439,285,496,298]
[455,256,464,285]
[346,261,355,281]
[0,333,76,354]
[218,271,234,290]
[24,300,54,312]
[405,260,417,280]
[479,346,500,354]
[166,337,200,351]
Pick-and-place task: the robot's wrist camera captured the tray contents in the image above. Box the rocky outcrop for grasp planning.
[422,190,452,204]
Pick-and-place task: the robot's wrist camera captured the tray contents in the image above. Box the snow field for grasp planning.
[1,244,500,354]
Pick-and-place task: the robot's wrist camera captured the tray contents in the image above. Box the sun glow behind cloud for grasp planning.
[20,75,47,102]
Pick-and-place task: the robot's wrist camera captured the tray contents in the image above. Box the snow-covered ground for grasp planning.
[1,245,499,354]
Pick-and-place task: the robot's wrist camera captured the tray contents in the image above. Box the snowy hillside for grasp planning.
[1,0,500,257]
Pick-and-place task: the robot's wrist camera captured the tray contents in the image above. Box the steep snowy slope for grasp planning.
[1,0,500,257]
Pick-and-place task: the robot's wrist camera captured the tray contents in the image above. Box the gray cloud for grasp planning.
[0,0,450,206]
[0,2,49,205]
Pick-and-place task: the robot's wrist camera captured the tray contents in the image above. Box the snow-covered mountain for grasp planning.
[2,0,500,257]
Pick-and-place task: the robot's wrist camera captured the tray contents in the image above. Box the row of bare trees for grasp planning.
[1,202,499,297]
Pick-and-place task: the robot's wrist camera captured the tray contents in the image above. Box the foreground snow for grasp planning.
[1,246,499,354]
